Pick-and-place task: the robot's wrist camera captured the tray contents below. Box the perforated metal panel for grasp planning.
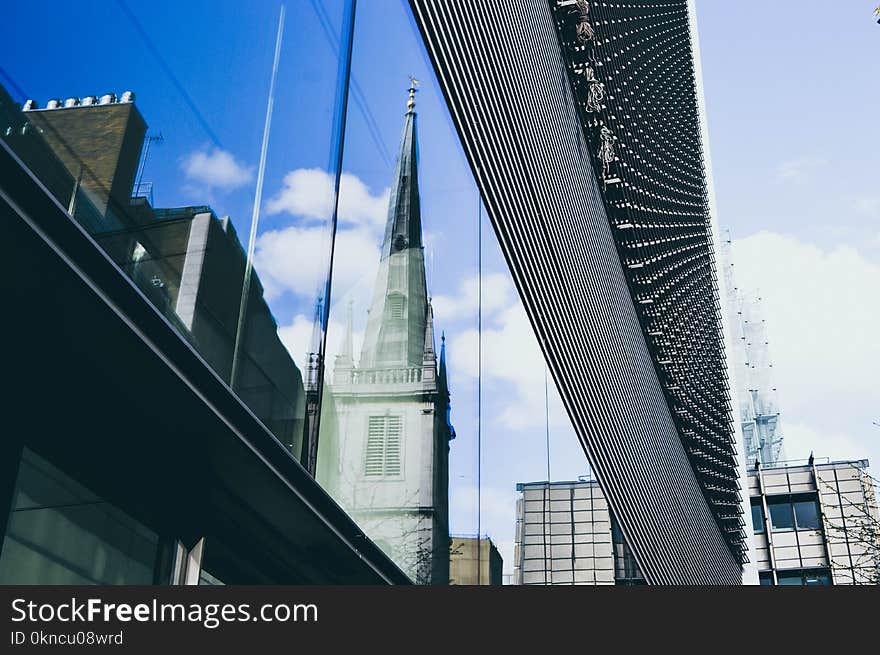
[410,0,742,583]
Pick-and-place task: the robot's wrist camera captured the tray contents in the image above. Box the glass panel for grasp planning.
[793,499,820,531]
[0,449,164,585]
[776,569,832,586]
[0,1,350,466]
[2,1,638,587]
[313,0,484,584]
[758,572,774,586]
[198,569,225,586]
[803,570,831,586]
[751,501,765,533]
[776,571,804,585]
[768,498,795,531]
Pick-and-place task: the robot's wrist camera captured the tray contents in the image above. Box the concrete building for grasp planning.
[513,480,644,586]
[316,85,455,585]
[750,458,880,585]
[449,536,503,586]
[516,458,880,586]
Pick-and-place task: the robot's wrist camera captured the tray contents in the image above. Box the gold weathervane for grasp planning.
[407,76,419,111]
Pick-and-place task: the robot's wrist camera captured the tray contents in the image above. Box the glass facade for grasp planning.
[0,0,591,585]
[0,449,167,585]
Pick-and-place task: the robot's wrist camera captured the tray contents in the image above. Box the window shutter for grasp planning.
[389,296,404,320]
[364,415,403,477]
[385,416,402,476]
[365,417,386,477]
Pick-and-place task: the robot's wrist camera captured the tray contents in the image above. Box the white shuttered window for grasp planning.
[365,415,402,477]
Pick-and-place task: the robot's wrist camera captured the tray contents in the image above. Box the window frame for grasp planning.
[750,500,765,534]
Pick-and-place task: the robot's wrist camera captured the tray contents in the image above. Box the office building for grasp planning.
[514,480,644,586]
[516,458,880,586]
[4,0,754,585]
[750,458,880,585]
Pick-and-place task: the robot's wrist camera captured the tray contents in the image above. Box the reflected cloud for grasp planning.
[181,146,253,190]
[266,167,390,230]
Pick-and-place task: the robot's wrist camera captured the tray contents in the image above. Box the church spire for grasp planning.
[378,78,422,261]
[359,81,431,370]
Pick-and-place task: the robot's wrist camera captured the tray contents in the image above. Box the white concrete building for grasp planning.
[513,480,643,586]
[750,458,880,585]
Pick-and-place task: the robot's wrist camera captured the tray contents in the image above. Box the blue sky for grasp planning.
[695,1,880,484]
[3,1,878,577]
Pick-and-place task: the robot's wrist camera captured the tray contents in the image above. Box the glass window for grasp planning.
[751,501,765,533]
[793,499,820,530]
[776,571,804,585]
[803,570,831,586]
[0,449,166,585]
[767,498,795,531]
[758,572,774,585]
[776,568,832,586]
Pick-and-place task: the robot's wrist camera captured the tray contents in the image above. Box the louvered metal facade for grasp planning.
[410,0,743,583]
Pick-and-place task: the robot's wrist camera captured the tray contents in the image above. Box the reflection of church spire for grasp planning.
[438,331,455,441]
[305,295,324,389]
[359,80,429,369]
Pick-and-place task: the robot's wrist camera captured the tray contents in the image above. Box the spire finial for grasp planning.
[407,76,419,113]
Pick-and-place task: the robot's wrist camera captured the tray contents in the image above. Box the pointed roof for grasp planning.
[438,332,455,441]
[359,81,431,370]
[437,331,448,393]
[380,79,422,260]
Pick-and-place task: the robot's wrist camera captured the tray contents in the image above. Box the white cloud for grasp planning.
[182,147,253,190]
[278,314,314,371]
[278,313,365,376]
[254,225,379,302]
[782,422,868,464]
[731,231,880,468]
[772,155,826,184]
[266,168,389,230]
[432,273,514,323]
[449,300,570,431]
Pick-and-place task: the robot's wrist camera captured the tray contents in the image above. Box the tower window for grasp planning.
[365,415,403,477]
[389,296,405,320]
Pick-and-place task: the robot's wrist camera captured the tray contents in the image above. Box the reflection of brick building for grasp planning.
[317,87,454,585]
[18,91,305,456]
[23,92,145,218]
[1,82,406,585]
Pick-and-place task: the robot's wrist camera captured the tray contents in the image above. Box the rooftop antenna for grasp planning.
[135,132,163,199]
